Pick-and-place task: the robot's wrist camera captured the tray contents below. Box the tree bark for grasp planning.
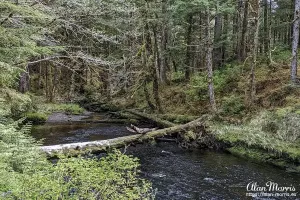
[153,26,162,82]
[264,0,270,57]
[267,0,273,66]
[185,13,193,81]
[19,66,30,93]
[240,0,249,61]
[152,68,163,113]
[213,13,223,69]
[235,0,243,59]
[145,22,163,113]
[151,28,163,113]
[205,9,217,112]
[160,0,169,84]
[291,0,300,83]
[143,78,156,111]
[248,0,260,105]
[125,109,175,128]
[222,14,229,65]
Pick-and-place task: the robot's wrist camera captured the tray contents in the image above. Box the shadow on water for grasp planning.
[31,115,300,200]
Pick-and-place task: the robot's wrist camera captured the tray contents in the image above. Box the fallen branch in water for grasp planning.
[41,116,206,156]
[126,124,158,134]
[125,110,176,128]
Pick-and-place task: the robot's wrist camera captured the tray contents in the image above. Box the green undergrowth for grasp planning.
[0,88,32,118]
[0,119,154,199]
[227,146,300,173]
[23,103,86,124]
[118,49,300,119]
[36,103,85,115]
[209,110,300,170]
[0,89,85,124]
[24,112,48,124]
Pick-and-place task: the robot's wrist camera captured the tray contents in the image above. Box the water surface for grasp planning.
[126,142,300,200]
[31,115,300,200]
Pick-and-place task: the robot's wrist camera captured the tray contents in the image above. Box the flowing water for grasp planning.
[31,113,300,200]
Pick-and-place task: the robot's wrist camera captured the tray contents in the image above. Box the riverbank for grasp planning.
[37,102,300,173]
[52,103,299,173]
[29,116,300,199]
[24,103,86,124]
[212,125,300,172]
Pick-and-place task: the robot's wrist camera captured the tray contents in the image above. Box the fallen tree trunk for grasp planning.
[125,109,176,128]
[41,116,205,156]
[84,119,138,124]
[126,124,158,134]
[108,111,142,120]
[156,114,198,124]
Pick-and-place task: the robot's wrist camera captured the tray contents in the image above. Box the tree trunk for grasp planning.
[160,0,169,84]
[185,13,193,81]
[222,14,229,65]
[205,9,217,112]
[153,26,161,82]
[146,25,163,113]
[264,0,270,58]
[291,0,300,83]
[38,58,43,89]
[68,69,75,101]
[143,78,156,111]
[267,0,273,65]
[213,13,223,68]
[234,0,243,58]
[152,73,163,113]
[125,109,175,128]
[144,22,163,113]
[19,66,30,93]
[197,12,205,71]
[240,0,249,61]
[152,26,163,113]
[248,0,260,105]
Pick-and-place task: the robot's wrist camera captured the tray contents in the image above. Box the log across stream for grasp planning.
[40,113,204,155]
[31,112,300,200]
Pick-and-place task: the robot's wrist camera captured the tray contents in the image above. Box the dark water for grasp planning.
[31,115,300,200]
[31,122,132,145]
[127,143,300,200]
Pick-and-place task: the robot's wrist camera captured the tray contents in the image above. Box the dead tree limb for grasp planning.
[41,116,205,156]
[125,109,176,128]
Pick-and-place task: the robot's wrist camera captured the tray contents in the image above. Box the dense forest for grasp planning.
[1,0,300,199]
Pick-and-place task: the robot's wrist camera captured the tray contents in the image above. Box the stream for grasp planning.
[31,113,300,200]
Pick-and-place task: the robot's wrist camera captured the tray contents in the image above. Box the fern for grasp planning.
[0,117,154,199]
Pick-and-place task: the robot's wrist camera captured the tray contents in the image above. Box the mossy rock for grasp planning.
[61,104,85,115]
[36,103,85,115]
[25,112,48,124]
